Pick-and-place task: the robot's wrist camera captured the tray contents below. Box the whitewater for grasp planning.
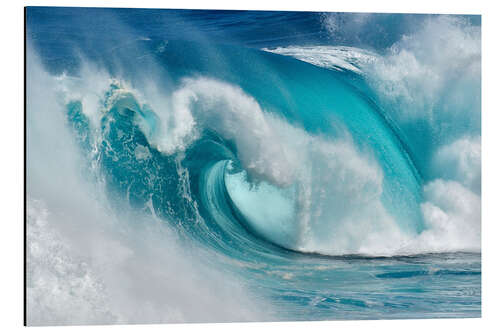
[26,9,481,325]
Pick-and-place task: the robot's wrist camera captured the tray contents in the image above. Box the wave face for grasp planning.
[26,8,481,324]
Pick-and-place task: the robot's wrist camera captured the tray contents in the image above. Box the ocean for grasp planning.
[26,7,481,325]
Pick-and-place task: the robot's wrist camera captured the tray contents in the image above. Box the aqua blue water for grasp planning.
[26,7,481,323]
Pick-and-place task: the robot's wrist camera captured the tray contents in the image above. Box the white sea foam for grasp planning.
[26,48,269,325]
[369,16,481,254]
[368,15,481,129]
[432,135,481,194]
[406,180,481,253]
[146,77,302,187]
[263,46,378,74]
[258,15,481,256]
[140,76,411,255]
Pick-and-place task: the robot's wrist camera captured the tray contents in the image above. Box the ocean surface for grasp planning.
[26,7,481,325]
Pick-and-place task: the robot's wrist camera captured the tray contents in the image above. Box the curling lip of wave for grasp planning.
[262,45,378,74]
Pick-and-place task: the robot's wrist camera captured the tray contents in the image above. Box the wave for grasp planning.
[58,68,425,257]
[28,29,480,258]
